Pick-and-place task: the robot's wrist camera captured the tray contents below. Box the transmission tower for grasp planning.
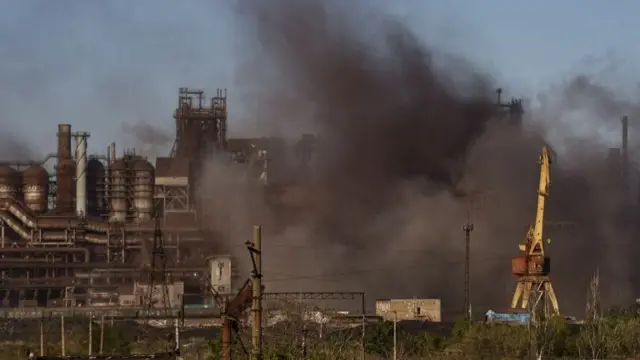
[144,216,172,317]
[463,210,474,320]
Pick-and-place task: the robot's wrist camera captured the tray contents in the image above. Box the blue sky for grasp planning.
[0,0,638,159]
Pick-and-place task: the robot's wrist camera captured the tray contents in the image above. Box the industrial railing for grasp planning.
[0,306,220,320]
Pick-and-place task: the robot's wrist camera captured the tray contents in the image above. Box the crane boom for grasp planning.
[531,145,550,256]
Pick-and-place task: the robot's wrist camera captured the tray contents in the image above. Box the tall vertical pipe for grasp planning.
[621,116,629,195]
[56,124,74,211]
[57,124,72,160]
[105,145,111,205]
[74,132,89,217]
[109,142,116,165]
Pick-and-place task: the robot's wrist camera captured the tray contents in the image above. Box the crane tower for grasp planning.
[510,146,560,316]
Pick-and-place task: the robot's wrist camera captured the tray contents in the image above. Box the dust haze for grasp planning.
[194,0,640,315]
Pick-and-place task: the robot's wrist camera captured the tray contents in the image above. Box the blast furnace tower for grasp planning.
[153,88,228,231]
[170,88,228,163]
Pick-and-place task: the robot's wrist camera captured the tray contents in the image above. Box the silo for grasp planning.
[0,166,19,200]
[22,165,49,213]
[87,158,106,216]
[108,159,128,222]
[55,159,76,212]
[132,159,155,223]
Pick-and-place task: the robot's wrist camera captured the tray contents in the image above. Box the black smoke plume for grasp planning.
[201,0,638,315]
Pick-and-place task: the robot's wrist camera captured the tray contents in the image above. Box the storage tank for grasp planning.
[55,159,76,212]
[22,165,49,213]
[132,160,155,223]
[108,159,127,222]
[87,158,106,216]
[0,166,19,200]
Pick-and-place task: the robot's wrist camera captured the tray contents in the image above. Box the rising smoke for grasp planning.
[194,0,640,315]
[120,121,173,160]
[0,132,38,161]
[0,0,634,315]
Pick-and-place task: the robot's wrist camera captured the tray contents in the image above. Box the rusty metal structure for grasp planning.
[0,87,280,308]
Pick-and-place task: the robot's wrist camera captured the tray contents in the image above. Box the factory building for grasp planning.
[375,298,442,322]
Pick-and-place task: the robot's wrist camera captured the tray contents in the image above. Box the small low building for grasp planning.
[375,298,441,322]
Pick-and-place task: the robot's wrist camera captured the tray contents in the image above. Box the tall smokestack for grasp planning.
[57,124,72,160]
[622,116,629,196]
[74,132,89,217]
[56,124,75,212]
[109,142,116,165]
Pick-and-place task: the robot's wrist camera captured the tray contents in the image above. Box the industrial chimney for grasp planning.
[622,116,629,197]
[74,132,90,217]
[56,124,76,212]
[57,124,72,160]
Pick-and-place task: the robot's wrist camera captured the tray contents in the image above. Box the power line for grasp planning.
[264,264,427,283]
[229,242,476,253]
[263,255,510,284]
[232,242,516,261]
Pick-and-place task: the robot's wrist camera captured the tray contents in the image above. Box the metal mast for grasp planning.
[463,212,474,320]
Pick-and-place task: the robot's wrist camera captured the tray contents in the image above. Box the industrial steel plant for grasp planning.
[0,87,267,309]
[0,86,527,315]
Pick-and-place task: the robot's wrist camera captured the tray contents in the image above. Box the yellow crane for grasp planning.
[509,145,560,316]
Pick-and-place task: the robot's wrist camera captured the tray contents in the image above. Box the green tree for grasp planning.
[364,321,393,357]
[578,270,608,359]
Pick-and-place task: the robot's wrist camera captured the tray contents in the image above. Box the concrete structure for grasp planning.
[375,298,441,322]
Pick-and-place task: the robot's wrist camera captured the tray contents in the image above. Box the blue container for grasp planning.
[485,310,530,325]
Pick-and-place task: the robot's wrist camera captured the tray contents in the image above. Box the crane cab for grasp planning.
[512,255,550,276]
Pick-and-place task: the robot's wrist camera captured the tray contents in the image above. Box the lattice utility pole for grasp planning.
[247,225,263,360]
[463,210,474,321]
[144,216,172,319]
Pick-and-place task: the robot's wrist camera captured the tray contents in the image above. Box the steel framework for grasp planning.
[153,185,190,215]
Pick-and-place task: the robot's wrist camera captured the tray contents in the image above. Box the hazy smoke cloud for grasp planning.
[193,0,640,316]
[0,133,38,162]
[2,0,635,317]
[121,121,173,160]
